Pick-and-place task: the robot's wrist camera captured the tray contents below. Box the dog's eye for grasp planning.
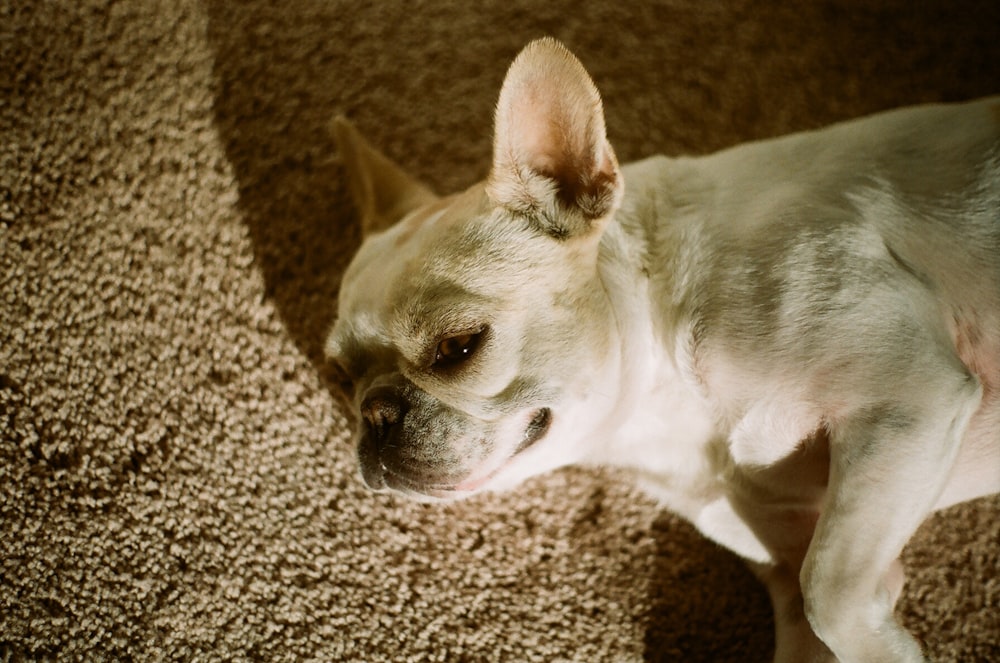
[434,331,482,368]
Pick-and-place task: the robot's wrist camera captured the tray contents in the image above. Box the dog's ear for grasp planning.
[332,116,438,237]
[488,38,622,239]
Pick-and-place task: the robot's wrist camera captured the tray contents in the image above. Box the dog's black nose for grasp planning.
[360,387,407,446]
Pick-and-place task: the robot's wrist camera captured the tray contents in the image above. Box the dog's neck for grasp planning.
[596,154,711,389]
[585,156,724,508]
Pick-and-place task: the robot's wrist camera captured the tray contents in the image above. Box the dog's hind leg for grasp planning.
[799,363,983,663]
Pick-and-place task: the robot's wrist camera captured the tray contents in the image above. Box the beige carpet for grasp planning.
[2,1,998,661]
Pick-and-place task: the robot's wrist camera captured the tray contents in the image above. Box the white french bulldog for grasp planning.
[327,38,999,663]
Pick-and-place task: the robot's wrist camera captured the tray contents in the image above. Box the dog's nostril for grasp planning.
[361,389,407,442]
[364,398,402,427]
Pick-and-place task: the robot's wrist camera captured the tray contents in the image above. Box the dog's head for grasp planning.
[327,39,627,500]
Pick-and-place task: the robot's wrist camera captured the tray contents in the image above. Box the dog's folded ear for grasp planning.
[488,38,623,239]
[332,116,438,237]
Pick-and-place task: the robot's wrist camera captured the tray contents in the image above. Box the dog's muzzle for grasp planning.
[355,383,552,497]
[358,384,464,493]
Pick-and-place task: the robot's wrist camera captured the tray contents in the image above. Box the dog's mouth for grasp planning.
[425,407,552,497]
[515,407,552,455]
[447,407,552,493]
[364,407,553,499]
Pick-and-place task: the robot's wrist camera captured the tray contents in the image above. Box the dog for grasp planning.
[326,38,1000,663]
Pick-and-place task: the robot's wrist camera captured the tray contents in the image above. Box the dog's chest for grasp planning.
[602,362,729,520]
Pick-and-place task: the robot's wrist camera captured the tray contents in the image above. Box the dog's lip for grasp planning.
[452,408,552,493]
[369,408,553,498]
[515,407,552,456]
[382,466,454,496]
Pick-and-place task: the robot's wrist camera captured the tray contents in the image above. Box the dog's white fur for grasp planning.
[328,39,1000,663]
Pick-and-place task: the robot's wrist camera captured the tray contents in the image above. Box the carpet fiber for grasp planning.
[2,1,998,661]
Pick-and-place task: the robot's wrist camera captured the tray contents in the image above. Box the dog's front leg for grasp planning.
[800,372,983,663]
[722,436,836,663]
[750,562,835,663]
[751,558,903,663]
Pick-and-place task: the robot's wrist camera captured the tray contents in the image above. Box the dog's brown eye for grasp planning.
[435,332,481,367]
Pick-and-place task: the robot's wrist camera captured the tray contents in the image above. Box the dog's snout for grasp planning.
[361,387,407,443]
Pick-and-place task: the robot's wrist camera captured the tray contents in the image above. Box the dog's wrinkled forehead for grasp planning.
[330,184,552,360]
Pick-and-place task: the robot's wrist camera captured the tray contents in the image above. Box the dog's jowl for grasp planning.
[328,38,1000,663]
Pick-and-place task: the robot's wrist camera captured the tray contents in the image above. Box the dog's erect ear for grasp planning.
[488,38,623,239]
[332,116,438,237]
